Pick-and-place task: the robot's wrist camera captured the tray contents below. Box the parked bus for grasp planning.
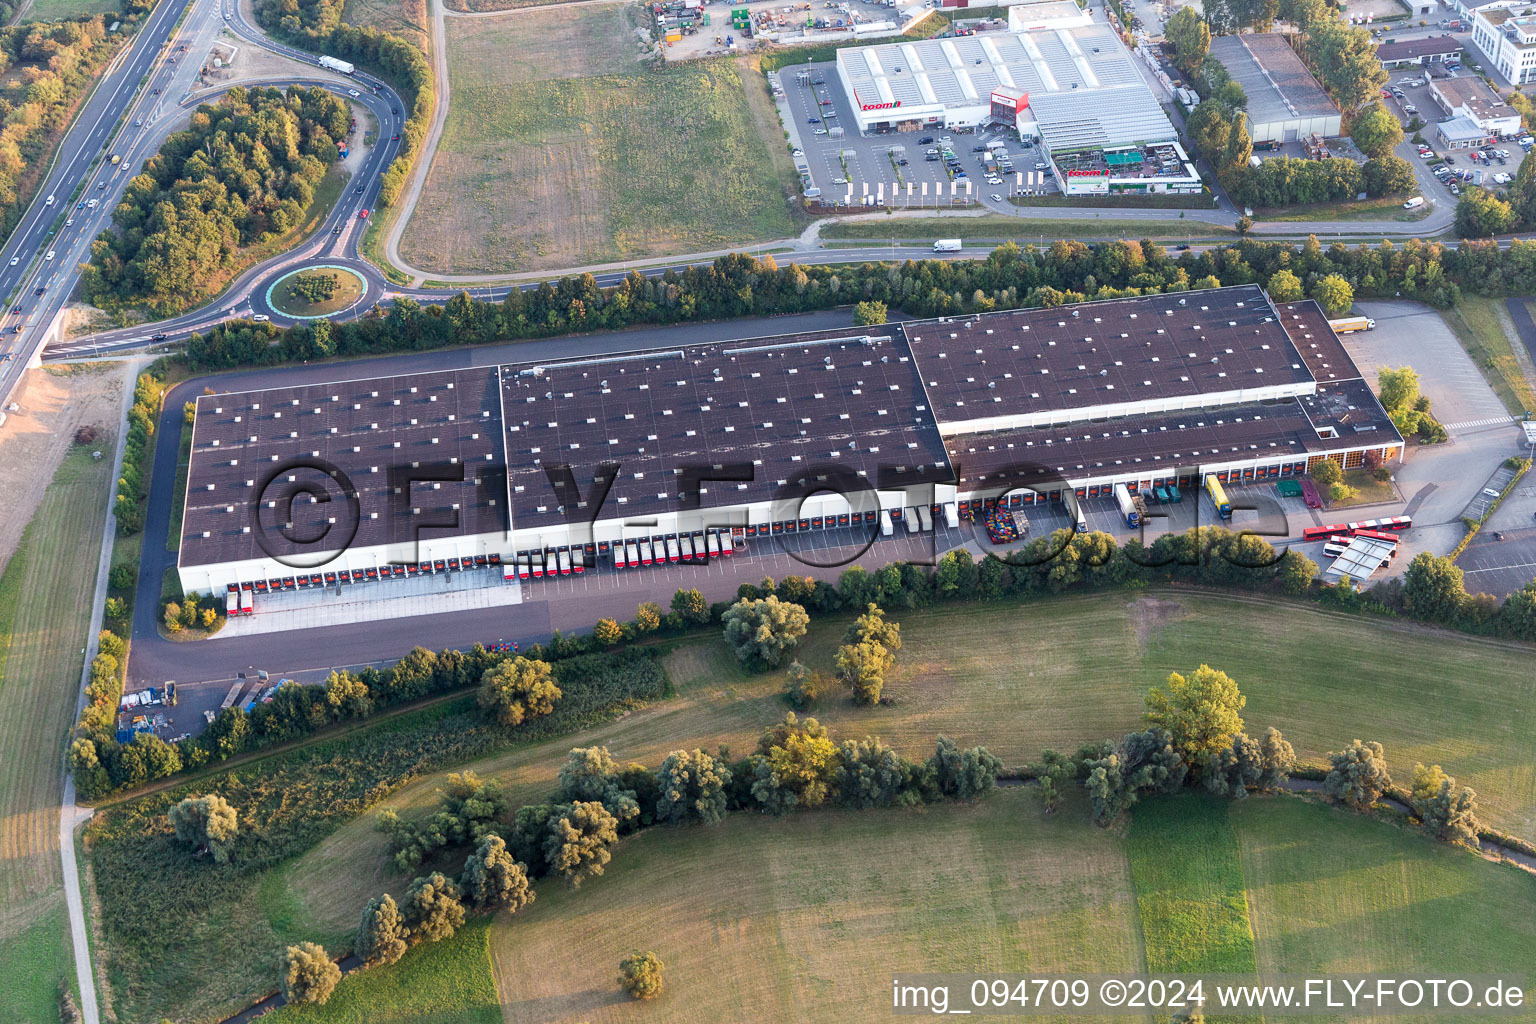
[1303,523,1351,542]
[1204,474,1232,519]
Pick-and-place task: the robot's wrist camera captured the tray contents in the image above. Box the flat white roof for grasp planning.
[837,22,1175,147]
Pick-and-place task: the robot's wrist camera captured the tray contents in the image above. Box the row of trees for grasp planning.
[176,234,1536,376]
[0,16,128,246]
[82,86,352,315]
[1323,740,1481,844]
[252,0,434,210]
[1185,96,1412,209]
[1454,156,1536,238]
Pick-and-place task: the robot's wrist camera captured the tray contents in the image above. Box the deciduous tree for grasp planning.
[1351,103,1404,158]
[461,835,535,911]
[1409,763,1479,845]
[544,801,620,887]
[721,595,809,668]
[927,736,1003,799]
[403,872,466,942]
[655,748,733,825]
[476,656,561,726]
[1144,664,1246,770]
[168,794,239,864]
[281,942,340,1006]
[355,894,408,965]
[1324,739,1392,811]
[619,950,665,999]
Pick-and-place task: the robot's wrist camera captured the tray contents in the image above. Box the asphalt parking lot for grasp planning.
[778,60,1035,204]
[1457,477,1536,598]
[1382,67,1530,200]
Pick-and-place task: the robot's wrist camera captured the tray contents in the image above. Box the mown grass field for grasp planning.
[1127,797,1257,975]
[276,789,1536,1024]
[266,919,500,1024]
[489,788,1141,1023]
[282,590,1536,950]
[1238,797,1536,979]
[342,0,431,57]
[19,0,118,20]
[399,7,794,273]
[0,444,115,1022]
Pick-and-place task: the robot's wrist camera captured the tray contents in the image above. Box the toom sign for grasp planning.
[861,100,901,111]
[1066,168,1105,177]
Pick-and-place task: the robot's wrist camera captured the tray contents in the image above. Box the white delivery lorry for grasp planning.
[319,54,355,74]
[932,238,962,252]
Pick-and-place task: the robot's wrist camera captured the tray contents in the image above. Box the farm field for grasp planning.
[0,442,117,1023]
[342,0,431,57]
[266,919,499,1024]
[18,0,117,20]
[398,6,794,273]
[285,589,1536,940]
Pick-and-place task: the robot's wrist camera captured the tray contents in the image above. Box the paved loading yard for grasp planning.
[777,61,1042,204]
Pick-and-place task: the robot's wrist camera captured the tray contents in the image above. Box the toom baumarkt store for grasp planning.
[836,11,1200,196]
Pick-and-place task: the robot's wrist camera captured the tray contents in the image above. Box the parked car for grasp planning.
[832,177,847,184]
[989,192,1003,201]
[812,128,828,135]
[896,158,908,165]
[807,117,820,123]
[919,136,934,144]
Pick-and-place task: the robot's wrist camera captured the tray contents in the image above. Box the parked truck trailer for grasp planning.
[1113,483,1140,528]
[1327,316,1374,334]
[1205,474,1233,519]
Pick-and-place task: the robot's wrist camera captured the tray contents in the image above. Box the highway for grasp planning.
[2,0,408,382]
[0,0,197,398]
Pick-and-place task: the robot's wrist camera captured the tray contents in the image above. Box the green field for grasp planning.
[18,0,118,20]
[281,590,1536,951]
[490,788,1140,1023]
[1128,797,1257,975]
[273,790,1535,1024]
[1239,798,1536,979]
[399,7,794,273]
[0,444,116,1023]
[820,216,1236,243]
[266,919,499,1024]
[92,589,1536,1021]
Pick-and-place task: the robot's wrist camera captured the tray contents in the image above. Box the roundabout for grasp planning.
[266,264,370,319]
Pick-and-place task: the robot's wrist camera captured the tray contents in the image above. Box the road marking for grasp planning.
[1461,558,1536,574]
[1442,415,1518,431]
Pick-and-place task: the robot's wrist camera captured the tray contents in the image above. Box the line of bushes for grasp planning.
[70,637,661,800]
[175,236,1536,374]
[113,370,164,535]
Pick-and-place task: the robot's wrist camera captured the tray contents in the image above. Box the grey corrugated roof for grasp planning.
[1030,85,1177,149]
[836,23,1146,115]
[1209,33,1338,127]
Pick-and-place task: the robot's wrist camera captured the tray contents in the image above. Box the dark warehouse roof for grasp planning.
[904,285,1313,425]
[497,327,953,533]
[179,368,507,570]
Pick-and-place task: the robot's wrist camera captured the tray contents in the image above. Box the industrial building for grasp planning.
[1208,34,1341,143]
[178,285,1403,597]
[834,14,1199,195]
[1375,35,1463,67]
[1428,74,1522,135]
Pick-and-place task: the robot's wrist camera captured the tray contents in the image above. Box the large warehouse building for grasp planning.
[178,285,1403,597]
[1209,33,1341,143]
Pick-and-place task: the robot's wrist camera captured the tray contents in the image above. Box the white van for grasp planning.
[1402,196,1425,210]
